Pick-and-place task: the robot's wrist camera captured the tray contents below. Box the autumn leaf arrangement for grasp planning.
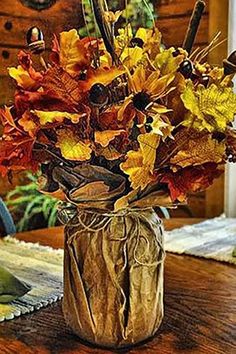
[1,0,236,212]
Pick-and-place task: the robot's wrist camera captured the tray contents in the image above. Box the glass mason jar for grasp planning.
[61,207,165,349]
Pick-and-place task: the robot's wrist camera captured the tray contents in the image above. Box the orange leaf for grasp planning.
[18,112,38,137]
[95,130,126,147]
[160,163,223,202]
[59,29,90,74]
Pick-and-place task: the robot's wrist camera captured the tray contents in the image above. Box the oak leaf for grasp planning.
[170,134,225,168]
[59,29,90,74]
[154,48,185,75]
[121,133,160,190]
[42,66,83,105]
[8,66,38,90]
[181,81,236,132]
[31,110,87,125]
[160,163,223,202]
[56,129,92,161]
[95,130,126,147]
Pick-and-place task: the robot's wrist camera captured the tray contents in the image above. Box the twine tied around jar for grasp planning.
[61,207,165,268]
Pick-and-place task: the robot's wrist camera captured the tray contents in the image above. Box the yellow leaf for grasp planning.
[143,27,162,60]
[138,133,160,170]
[8,66,36,90]
[60,29,90,75]
[31,110,86,125]
[135,28,149,43]
[120,47,143,69]
[83,67,125,91]
[154,48,185,75]
[170,134,225,168]
[56,129,91,161]
[95,130,126,147]
[181,81,236,132]
[120,133,160,190]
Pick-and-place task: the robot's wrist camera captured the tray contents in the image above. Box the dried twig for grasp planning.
[182,0,206,54]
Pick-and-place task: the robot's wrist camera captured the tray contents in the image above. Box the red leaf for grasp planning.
[160,163,223,202]
[0,136,37,176]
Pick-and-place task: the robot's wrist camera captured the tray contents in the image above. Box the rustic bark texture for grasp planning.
[63,208,165,348]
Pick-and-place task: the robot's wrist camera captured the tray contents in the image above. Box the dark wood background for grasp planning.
[0,0,209,107]
[0,0,229,218]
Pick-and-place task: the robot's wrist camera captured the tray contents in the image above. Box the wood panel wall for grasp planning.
[0,0,228,218]
[0,0,209,107]
[0,0,84,106]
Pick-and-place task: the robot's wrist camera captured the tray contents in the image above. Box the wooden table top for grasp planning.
[0,218,235,354]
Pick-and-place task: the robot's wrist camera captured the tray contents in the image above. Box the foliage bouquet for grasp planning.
[1,0,236,348]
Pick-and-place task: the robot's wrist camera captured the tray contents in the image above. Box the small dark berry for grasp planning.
[89,83,109,107]
[130,38,144,48]
[212,132,226,142]
[179,60,193,79]
[172,49,180,57]
[145,124,152,133]
[200,74,210,87]
[146,117,153,124]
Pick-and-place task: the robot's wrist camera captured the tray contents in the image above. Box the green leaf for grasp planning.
[0,266,31,303]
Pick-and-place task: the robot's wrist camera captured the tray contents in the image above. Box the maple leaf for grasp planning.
[154,48,185,75]
[56,129,92,161]
[0,136,37,176]
[31,110,87,125]
[42,66,83,105]
[120,133,160,190]
[18,111,38,137]
[170,134,225,168]
[8,66,38,90]
[8,51,42,90]
[160,163,223,202]
[181,81,236,132]
[0,106,19,136]
[95,130,126,147]
[17,51,43,82]
[59,29,90,75]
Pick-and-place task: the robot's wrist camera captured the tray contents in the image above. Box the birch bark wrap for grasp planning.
[63,208,165,348]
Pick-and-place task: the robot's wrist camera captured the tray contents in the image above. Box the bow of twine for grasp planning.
[63,207,165,267]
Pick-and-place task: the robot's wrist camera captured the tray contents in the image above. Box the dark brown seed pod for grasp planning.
[130,37,144,48]
[199,74,210,87]
[178,60,193,79]
[26,26,45,54]
[89,83,109,107]
[172,49,181,57]
[223,50,236,75]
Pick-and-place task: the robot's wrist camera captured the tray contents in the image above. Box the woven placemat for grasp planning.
[0,236,63,322]
[165,217,236,264]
